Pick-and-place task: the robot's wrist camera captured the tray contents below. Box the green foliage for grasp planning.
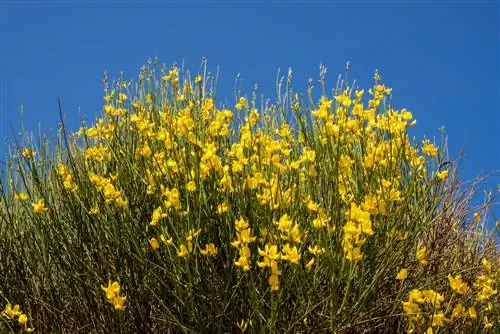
[0,60,498,333]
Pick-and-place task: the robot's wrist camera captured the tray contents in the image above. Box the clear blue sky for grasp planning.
[1,2,499,217]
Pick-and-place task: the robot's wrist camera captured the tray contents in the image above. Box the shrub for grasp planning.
[0,60,498,333]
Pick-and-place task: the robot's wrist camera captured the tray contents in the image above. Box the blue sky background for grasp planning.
[0,1,499,222]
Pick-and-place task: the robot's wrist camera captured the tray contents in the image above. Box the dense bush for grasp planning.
[0,60,498,333]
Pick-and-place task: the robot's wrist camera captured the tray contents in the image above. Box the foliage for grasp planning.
[0,59,498,333]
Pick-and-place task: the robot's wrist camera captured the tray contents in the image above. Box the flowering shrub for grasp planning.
[0,60,497,333]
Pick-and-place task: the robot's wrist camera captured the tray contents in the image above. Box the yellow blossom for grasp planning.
[422,289,445,308]
[448,274,469,294]
[2,304,22,318]
[32,199,49,214]
[237,319,251,332]
[21,148,36,159]
[269,274,280,291]
[177,244,189,259]
[18,313,28,325]
[396,268,408,281]
[14,192,29,201]
[257,244,280,268]
[483,316,493,329]
[402,300,421,316]
[150,238,160,250]
[407,289,424,304]
[235,97,248,110]
[150,207,167,226]
[217,202,229,214]
[467,307,477,319]
[305,258,315,270]
[200,243,218,256]
[416,245,429,265]
[281,244,300,264]
[436,170,448,181]
[422,140,438,158]
[308,245,324,256]
[451,303,463,320]
[101,281,126,311]
[481,258,491,274]
[186,180,197,192]
[160,234,173,246]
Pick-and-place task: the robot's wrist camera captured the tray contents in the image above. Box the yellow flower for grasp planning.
[194,74,202,84]
[408,289,425,304]
[21,148,36,159]
[187,229,201,241]
[483,316,493,329]
[431,312,447,327]
[275,214,293,232]
[32,199,49,214]
[234,246,251,271]
[101,281,121,300]
[104,90,115,102]
[2,303,22,318]
[281,244,300,264]
[436,170,448,181]
[112,295,127,311]
[422,140,438,158]
[239,229,256,244]
[306,199,320,212]
[235,97,248,110]
[467,307,476,319]
[160,234,173,246]
[481,258,492,274]
[150,207,166,226]
[305,258,315,270]
[448,274,469,294]
[200,243,218,256]
[118,92,127,102]
[402,300,421,316]
[237,319,251,332]
[269,274,280,291]
[257,244,280,266]
[422,290,445,308]
[115,197,128,209]
[18,313,28,325]
[150,238,160,250]
[308,245,324,256]
[14,192,29,201]
[101,280,126,310]
[186,180,197,192]
[416,245,429,265]
[451,303,463,320]
[345,247,363,262]
[477,284,497,302]
[177,244,189,259]
[313,210,331,229]
[162,187,181,209]
[396,268,408,281]
[217,202,229,214]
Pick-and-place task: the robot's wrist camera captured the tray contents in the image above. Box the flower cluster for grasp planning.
[231,217,256,271]
[101,281,127,311]
[1,303,35,332]
[401,257,499,332]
